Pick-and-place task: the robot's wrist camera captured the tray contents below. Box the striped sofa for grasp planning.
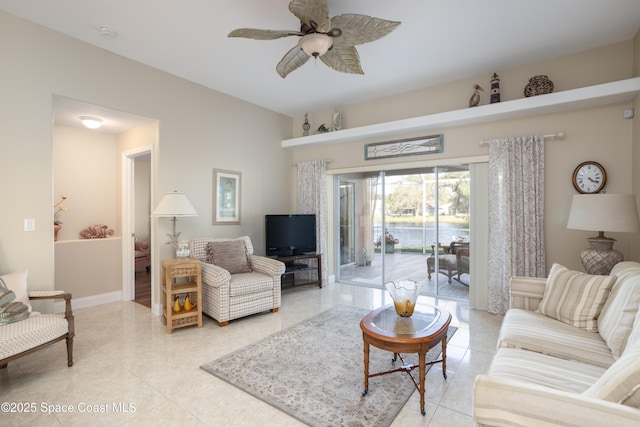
[189,237,285,326]
[474,261,640,426]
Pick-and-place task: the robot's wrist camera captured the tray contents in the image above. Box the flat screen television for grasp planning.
[265,214,316,257]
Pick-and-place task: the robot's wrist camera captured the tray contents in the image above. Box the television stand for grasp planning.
[277,253,322,289]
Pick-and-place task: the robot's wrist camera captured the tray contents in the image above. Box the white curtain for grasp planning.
[296,160,328,283]
[487,135,546,314]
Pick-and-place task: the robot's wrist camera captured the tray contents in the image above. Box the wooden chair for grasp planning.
[0,291,74,368]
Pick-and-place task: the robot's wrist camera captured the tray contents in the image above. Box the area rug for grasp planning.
[200,304,457,427]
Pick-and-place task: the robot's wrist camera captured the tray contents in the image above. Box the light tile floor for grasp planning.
[0,282,502,426]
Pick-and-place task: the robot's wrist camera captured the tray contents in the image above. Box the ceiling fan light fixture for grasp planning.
[79,116,103,129]
[298,33,333,57]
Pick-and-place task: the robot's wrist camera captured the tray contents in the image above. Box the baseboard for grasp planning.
[152,302,163,317]
[54,291,122,313]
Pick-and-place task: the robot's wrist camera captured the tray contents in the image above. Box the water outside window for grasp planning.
[336,165,470,301]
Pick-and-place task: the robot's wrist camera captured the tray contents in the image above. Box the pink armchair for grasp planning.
[135,242,150,272]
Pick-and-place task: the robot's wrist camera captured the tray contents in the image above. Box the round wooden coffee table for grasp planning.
[360,304,452,416]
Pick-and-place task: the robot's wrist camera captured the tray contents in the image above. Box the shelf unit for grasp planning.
[278,253,322,289]
[161,258,202,334]
[282,77,640,148]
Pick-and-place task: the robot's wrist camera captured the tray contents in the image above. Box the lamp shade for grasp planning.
[151,191,198,217]
[298,33,333,57]
[567,194,640,233]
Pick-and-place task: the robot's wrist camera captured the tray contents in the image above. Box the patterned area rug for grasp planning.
[201,304,457,427]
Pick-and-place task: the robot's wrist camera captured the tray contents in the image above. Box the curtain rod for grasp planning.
[479,132,565,146]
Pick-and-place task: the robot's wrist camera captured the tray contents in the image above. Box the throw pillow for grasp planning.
[0,277,30,325]
[0,270,32,313]
[206,240,252,274]
[598,272,640,358]
[583,340,640,407]
[536,263,616,332]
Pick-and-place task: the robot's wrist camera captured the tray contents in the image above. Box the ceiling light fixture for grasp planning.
[298,33,333,58]
[79,116,103,129]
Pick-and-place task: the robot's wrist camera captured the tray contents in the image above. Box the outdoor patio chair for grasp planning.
[426,244,458,284]
[456,248,470,286]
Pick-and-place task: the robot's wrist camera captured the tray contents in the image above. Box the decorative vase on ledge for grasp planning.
[54,224,61,241]
[384,243,395,254]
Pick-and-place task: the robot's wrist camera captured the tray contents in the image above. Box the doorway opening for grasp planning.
[133,154,152,307]
[53,95,157,311]
[335,165,471,301]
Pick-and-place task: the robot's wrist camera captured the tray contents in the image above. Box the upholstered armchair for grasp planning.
[0,271,74,368]
[134,241,151,272]
[189,236,285,326]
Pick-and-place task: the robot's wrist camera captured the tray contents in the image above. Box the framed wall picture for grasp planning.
[213,169,241,224]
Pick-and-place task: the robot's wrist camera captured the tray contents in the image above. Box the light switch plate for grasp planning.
[24,219,35,231]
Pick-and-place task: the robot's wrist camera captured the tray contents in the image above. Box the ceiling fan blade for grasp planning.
[289,0,330,33]
[319,46,364,75]
[228,28,302,40]
[329,14,401,46]
[276,46,310,78]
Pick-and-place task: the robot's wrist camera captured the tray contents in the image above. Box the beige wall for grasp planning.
[290,38,638,272]
[1,9,637,300]
[53,125,118,241]
[0,12,292,293]
[134,159,151,244]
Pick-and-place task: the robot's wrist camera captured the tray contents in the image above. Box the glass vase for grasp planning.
[384,280,422,317]
[176,240,190,259]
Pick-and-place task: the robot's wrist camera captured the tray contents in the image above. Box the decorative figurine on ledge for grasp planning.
[469,84,484,107]
[302,113,310,136]
[490,73,501,103]
[79,224,115,239]
[333,111,342,131]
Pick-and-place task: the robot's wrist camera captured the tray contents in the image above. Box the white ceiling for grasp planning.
[3,0,640,130]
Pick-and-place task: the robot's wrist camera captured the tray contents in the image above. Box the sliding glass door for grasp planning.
[335,165,470,300]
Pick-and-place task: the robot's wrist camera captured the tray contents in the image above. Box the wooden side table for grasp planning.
[360,304,451,416]
[161,258,202,334]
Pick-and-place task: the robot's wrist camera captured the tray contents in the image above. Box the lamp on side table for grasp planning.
[567,194,640,275]
[151,191,198,258]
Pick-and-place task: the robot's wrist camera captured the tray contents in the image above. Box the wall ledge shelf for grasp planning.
[282,77,640,149]
[55,237,122,244]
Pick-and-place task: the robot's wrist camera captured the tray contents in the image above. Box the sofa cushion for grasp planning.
[0,271,32,313]
[583,340,640,407]
[499,309,615,368]
[206,240,252,274]
[536,263,616,332]
[489,348,606,394]
[598,272,640,358]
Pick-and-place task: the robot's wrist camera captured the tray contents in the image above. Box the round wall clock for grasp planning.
[572,161,606,194]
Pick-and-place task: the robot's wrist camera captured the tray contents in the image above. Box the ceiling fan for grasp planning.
[228,0,401,78]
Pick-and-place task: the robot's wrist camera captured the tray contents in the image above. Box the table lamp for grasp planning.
[566,194,640,275]
[151,191,198,256]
